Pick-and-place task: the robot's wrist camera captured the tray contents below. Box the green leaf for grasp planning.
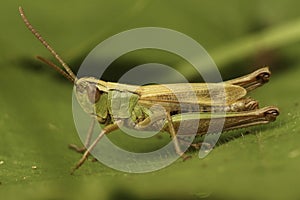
[1,1,299,199]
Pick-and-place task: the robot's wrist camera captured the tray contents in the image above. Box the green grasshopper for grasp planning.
[19,7,279,174]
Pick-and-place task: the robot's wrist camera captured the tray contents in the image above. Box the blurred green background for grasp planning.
[1,0,300,199]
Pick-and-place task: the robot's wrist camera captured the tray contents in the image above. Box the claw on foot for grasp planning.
[190,142,212,150]
[68,144,86,153]
[70,151,89,175]
[181,153,192,161]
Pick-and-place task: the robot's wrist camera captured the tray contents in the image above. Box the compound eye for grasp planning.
[76,84,85,94]
[87,84,102,103]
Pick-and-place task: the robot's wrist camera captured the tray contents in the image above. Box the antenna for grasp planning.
[37,56,75,83]
[19,6,77,82]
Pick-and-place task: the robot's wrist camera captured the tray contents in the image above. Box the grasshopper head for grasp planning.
[19,7,106,115]
[74,77,107,114]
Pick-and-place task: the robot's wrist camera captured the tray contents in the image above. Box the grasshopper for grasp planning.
[19,7,279,174]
